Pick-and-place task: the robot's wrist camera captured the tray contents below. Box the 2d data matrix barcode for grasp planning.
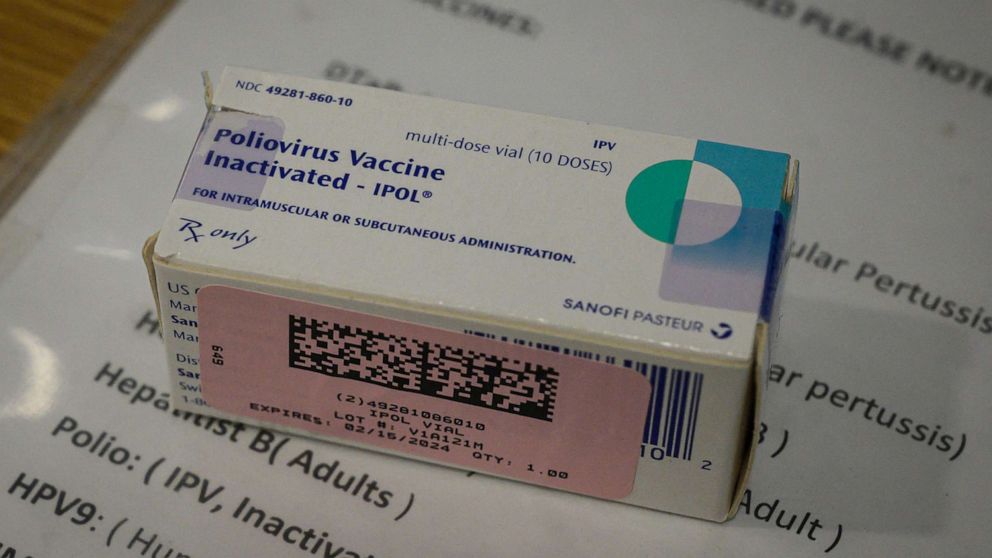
[289,315,559,421]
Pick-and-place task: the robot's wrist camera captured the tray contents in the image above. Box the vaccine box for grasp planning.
[144,66,798,521]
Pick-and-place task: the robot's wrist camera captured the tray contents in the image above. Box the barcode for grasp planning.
[625,361,703,461]
[290,315,559,421]
[465,330,703,460]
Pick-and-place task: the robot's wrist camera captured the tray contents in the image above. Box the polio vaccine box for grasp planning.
[143,66,798,521]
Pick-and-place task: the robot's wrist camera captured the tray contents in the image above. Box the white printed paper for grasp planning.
[1,1,989,556]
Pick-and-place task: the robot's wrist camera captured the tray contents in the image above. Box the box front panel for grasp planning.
[155,67,795,363]
[155,261,750,519]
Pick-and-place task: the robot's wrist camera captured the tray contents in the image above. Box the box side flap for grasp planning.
[758,157,799,323]
[725,321,768,520]
[142,232,162,327]
[722,159,798,520]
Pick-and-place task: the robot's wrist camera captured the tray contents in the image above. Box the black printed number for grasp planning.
[211,345,224,366]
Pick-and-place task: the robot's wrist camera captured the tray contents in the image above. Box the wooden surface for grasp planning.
[0,0,173,219]
[0,0,136,155]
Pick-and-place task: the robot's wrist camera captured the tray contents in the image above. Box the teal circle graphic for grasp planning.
[626,160,742,246]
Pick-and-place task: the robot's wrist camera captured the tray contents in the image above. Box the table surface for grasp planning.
[0,0,172,219]
[0,0,135,155]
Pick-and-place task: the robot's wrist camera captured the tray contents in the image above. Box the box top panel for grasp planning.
[155,67,795,362]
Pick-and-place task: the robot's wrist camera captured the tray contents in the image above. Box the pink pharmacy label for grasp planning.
[198,286,649,499]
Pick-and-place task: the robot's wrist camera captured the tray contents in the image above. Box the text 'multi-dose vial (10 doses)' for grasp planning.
[144,66,799,521]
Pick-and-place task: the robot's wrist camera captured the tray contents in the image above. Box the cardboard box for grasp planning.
[144,66,798,521]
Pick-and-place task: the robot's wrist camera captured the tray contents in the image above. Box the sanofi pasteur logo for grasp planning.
[624,141,792,318]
